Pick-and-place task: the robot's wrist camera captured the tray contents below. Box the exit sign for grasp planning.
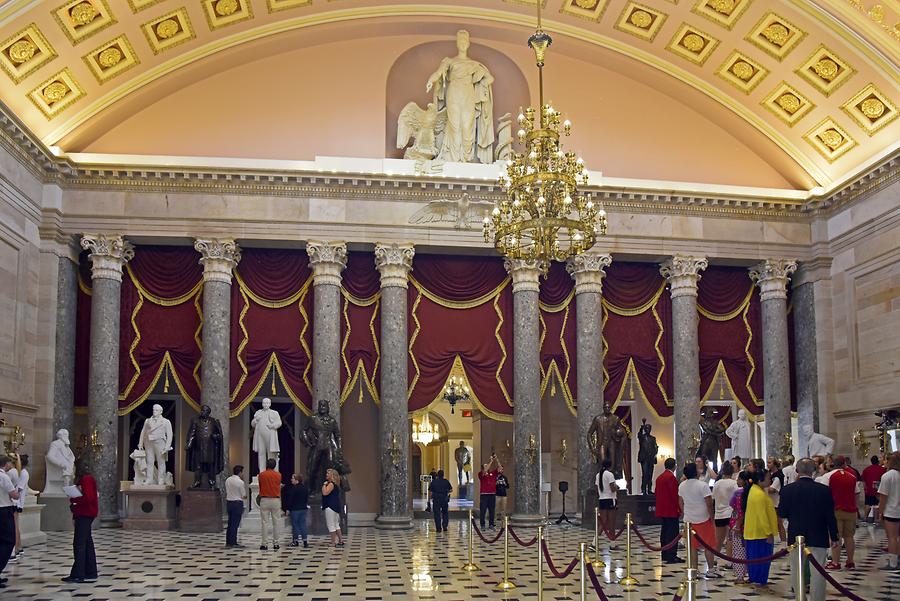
[462,409,473,417]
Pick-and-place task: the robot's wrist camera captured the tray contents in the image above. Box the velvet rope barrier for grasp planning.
[540,540,580,579]
[508,526,538,547]
[585,562,612,601]
[693,533,790,565]
[470,520,504,544]
[630,524,683,552]
[598,518,627,541]
[806,550,869,601]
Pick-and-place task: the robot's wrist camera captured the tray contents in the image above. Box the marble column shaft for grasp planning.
[52,255,78,435]
[195,239,241,475]
[792,281,819,454]
[81,234,134,523]
[751,259,797,458]
[307,242,347,423]
[566,253,611,513]
[374,244,414,529]
[660,256,707,473]
[505,259,542,524]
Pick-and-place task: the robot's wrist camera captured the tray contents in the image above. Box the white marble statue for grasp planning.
[803,425,835,458]
[408,192,494,230]
[138,404,173,486]
[725,409,753,460]
[495,112,513,162]
[397,101,446,162]
[251,397,282,473]
[425,29,495,164]
[129,449,148,486]
[43,429,75,495]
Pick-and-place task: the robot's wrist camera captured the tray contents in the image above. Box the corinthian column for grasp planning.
[374,243,415,530]
[80,234,134,523]
[306,242,347,419]
[566,252,612,515]
[194,239,241,472]
[660,256,708,472]
[750,259,797,457]
[505,258,543,525]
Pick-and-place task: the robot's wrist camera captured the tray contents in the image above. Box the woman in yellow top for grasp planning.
[739,470,784,587]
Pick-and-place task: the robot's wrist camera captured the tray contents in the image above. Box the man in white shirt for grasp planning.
[0,456,21,588]
[877,452,900,570]
[224,465,247,548]
[679,462,719,578]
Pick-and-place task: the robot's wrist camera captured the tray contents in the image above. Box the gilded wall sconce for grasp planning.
[526,433,538,465]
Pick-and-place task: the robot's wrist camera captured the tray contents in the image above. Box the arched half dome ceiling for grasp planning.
[0,0,897,190]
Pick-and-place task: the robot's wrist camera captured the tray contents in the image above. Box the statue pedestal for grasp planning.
[179,489,222,532]
[40,493,74,531]
[239,478,288,535]
[20,496,47,546]
[307,493,347,536]
[613,494,659,526]
[122,485,176,530]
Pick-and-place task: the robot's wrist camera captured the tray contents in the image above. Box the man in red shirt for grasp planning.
[477,453,500,529]
[827,456,858,569]
[862,455,887,522]
[655,458,681,564]
[258,458,282,551]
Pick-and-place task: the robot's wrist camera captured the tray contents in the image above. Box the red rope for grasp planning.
[597,518,627,541]
[806,551,869,601]
[541,540,579,578]
[508,526,538,547]
[693,534,789,565]
[630,524,682,552]
[470,520,504,544]
[585,562,611,601]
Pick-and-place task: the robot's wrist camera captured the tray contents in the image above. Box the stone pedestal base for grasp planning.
[307,503,348,536]
[122,487,176,530]
[179,489,222,532]
[19,498,47,546]
[509,513,545,528]
[616,494,660,526]
[40,494,74,531]
[239,508,289,535]
[374,514,412,530]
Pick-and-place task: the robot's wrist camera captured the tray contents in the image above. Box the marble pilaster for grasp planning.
[80,234,134,523]
[660,256,708,473]
[750,259,797,458]
[374,243,414,530]
[566,252,612,514]
[306,242,347,419]
[505,259,543,525]
[194,239,241,474]
[52,255,78,435]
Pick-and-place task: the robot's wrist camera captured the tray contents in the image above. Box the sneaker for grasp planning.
[289,541,299,547]
[845,561,855,569]
[705,570,722,579]
[824,561,841,570]
[336,541,345,548]
[877,564,897,571]
[273,544,280,550]
[259,545,268,551]
[61,577,84,583]
[303,541,309,548]
[7,556,17,563]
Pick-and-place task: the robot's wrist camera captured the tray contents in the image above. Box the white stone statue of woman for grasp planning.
[426,30,495,164]
[725,409,753,460]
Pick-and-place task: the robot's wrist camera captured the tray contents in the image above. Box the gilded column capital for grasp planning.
[566,253,612,295]
[374,243,415,289]
[306,241,347,287]
[194,238,241,284]
[80,234,133,282]
[504,258,542,293]
[659,255,708,298]
[750,259,798,302]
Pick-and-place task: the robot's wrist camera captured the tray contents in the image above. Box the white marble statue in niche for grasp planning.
[43,429,76,495]
[252,397,282,473]
[803,425,835,458]
[725,409,753,460]
[137,404,174,486]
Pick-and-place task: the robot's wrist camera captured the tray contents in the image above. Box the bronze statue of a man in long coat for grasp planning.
[185,404,224,489]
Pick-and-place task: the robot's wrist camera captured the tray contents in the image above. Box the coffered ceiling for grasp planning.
[0,0,897,190]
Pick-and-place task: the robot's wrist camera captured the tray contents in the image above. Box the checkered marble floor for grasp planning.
[2,519,895,600]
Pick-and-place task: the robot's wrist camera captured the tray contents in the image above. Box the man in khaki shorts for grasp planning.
[826,456,859,570]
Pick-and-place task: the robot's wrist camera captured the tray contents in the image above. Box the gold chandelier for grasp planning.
[483,2,607,270]
[412,414,439,446]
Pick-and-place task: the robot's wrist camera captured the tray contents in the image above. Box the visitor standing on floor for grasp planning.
[825,455,858,570]
[495,466,509,518]
[655,458,681,564]
[258,459,282,551]
[322,468,345,547]
[224,465,246,548]
[596,459,619,537]
[778,458,838,601]
[782,455,797,486]
[0,456,19,589]
[863,455,887,522]
[728,471,748,583]
[12,455,28,558]
[678,462,719,578]
[712,460,738,559]
[428,469,453,533]
[477,454,500,529]
[282,473,309,548]
[64,461,98,584]
[877,452,900,570]
[741,469,783,588]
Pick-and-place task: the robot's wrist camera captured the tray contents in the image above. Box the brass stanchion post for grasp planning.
[683,522,696,601]
[495,515,516,589]
[618,512,639,586]
[537,524,544,601]
[461,509,479,572]
[795,535,806,601]
[591,506,606,568]
[579,541,587,601]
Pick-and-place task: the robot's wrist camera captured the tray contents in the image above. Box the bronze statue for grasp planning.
[697,407,725,470]
[588,401,626,477]
[300,400,347,493]
[185,404,224,489]
[454,441,471,485]
[637,418,658,496]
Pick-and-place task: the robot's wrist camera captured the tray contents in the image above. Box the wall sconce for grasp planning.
[388,432,401,467]
[559,438,568,465]
[526,434,537,465]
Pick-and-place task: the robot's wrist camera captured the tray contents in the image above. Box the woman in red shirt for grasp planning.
[64,464,98,583]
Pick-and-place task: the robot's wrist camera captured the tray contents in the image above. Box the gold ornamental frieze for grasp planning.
[761,82,815,127]
[716,51,767,94]
[27,68,85,119]
[142,7,196,54]
[796,45,856,97]
[203,0,254,30]
[0,24,57,84]
[266,0,313,12]
[560,0,610,22]
[82,35,140,84]
[803,117,857,162]
[667,23,719,65]
[691,0,752,31]
[53,0,117,45]
[841,83,898,136]
[745,11,806,61]
[614,1,668,42]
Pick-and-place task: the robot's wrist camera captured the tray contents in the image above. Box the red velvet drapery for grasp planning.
[340,252,380,403]
[407,255,514,419]
[539,262,576,411]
